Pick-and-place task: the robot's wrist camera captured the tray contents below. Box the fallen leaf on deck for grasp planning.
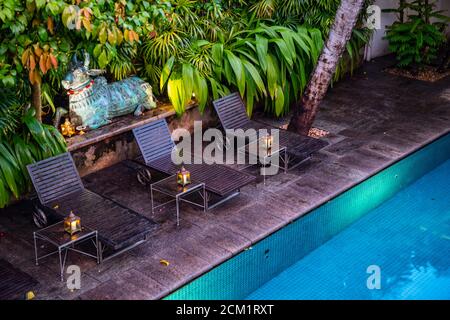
[160,259,170,267]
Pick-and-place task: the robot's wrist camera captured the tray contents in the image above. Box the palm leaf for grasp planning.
[160,56,175,91]
[242,59,266,96]
[255,34,268,72]
[225,50,246,96]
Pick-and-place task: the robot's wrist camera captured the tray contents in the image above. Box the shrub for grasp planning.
[384,0,449,68]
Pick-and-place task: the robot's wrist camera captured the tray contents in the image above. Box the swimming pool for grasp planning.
[166,133,450,300]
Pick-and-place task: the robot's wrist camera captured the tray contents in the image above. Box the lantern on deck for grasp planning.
[262,134,273,149]
[64,211,82,235]
[177,166,191,187]
[61,118,76,137]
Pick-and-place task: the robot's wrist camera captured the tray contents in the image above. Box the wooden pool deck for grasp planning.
[0,56,449,299]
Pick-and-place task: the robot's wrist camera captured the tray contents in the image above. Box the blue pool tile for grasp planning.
[247,160,450,300]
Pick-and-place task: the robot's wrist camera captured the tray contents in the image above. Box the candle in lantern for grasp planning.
[177,166,191,187]
[262,134,273,149]
[64,211,82,235]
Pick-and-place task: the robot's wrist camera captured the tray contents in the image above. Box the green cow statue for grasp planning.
[59,52,156,130]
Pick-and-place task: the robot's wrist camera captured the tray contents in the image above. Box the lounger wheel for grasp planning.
[137,168,152,186]
[32,205,48,228]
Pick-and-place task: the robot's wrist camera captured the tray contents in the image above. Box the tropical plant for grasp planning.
[159,24,323,117]
[0,89,20,138]
[1,0,374,121]
[0,0,166,122]
[385,18,446,68]
[384,0,449,68]
[248,0,374,80]
[0,102,67,208]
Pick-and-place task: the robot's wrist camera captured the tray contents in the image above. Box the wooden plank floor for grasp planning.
[0,55,449,299]
[0,259,38,300]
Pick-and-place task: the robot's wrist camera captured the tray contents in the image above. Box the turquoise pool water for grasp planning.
[247,158,450,299]
[166,133,450,300]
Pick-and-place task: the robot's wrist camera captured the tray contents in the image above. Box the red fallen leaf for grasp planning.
[159,259,170,267]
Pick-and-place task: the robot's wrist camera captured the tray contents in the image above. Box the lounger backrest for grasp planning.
[213,92,250,130]
[27,152,84,204]
[133,119,175,164]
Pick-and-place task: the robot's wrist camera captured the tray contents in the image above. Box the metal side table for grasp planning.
[33,221,100,281]
[150,175,206,226]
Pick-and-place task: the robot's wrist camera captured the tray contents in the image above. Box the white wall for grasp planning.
[366,0,399,59]
[440,0,450,36]
[366,0,450,60]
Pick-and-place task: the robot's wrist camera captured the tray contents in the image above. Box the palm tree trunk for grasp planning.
[31,83,42,122]
[288,0,366,135]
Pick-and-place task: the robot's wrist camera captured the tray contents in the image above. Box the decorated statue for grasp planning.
[59,51,156,130]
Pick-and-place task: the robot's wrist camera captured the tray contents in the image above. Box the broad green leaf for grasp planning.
[160,56,175,91]
[182,63,194,101]
[43,91,55,113]
[0,142,20,172]
[272,39,293,67]
[225,50,245,96]
[35,0,46,9]
[223,58,233,84]
[274,85,285,116]
[244,72,257,116]
[234,49,259,65]
[11,140,32,187]
[98,50,108,68]
[292,30,311,58]
[37,27,48,42]
[22,114,50,155]
[0,153,19,198]
[255,34,268,72]
[0,178,10,208]
[193,69,208,113]
[209,77,219,101]
[309,29,323,63]
[280,31,296,56]
[242,59,266,96]
[167,73,186,115]
[93,44,102,58]
[298,58,306,89]
[98,27,107,45]
[46,125,67,153]
[346,42,354,73]
[266,54,278,99]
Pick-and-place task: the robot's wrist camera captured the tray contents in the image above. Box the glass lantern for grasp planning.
[177,166,191,187]
[64,211,82,235]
